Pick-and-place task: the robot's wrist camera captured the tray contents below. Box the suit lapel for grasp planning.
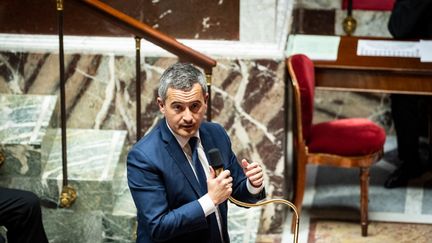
[160,119,202,197]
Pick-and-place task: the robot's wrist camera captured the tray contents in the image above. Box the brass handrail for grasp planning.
[79,0,216,74]
[135,36,142,140]
[79,0,216,121]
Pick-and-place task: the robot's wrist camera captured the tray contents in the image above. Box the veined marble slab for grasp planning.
[105,184,137,242]
[42,128,128,212]
[42,208,104,243]
[0,94,57,177]
[228,202,261,243]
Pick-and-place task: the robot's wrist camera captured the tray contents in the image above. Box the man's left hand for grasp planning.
[241,159,264,188]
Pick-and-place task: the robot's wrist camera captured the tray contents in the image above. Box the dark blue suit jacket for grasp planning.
[127,119,265,243]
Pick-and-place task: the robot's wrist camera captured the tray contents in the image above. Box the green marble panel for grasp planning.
[0,94,57,177]
[42,129,127,212]
[103,185,137,242]
[42,208,104,243]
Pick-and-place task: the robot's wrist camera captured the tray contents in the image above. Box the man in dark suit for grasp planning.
[127,62,266,242]
[384,0,432,188]
[0,187,49,243]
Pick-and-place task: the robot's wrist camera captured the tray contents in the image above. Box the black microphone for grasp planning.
[208,148,224,176]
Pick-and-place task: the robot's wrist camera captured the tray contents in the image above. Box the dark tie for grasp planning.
[188,137,208,194]
[188,137,224,243]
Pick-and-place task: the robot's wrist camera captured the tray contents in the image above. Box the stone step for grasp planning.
[42,128,128,212]
[1,125,133,243]
[103,183,137,242]
[43,147,135,243]
[42,208,105,243]
[39,187,136,243]
[0,94,57,177]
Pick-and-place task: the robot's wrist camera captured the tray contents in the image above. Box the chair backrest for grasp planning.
[287,54,315,143]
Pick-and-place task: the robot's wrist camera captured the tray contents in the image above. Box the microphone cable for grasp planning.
[208,148,299,243]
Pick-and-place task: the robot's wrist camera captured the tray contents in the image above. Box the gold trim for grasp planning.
[59,185,77,208]
[342,15,357,36]
[205,73,211,86]
[229,196,299,243]
[135,37,141,50]
[56,0,63,11]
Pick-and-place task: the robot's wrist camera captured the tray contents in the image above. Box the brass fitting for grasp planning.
[56,0,63,11]
[343,15,357,36]
[205,73,212,86]
[135,37,141,50]
[59,185,77,208]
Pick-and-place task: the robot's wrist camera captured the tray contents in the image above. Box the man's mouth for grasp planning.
[181,124,194,129]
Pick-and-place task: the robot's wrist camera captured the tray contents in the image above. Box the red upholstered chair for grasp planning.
[287,54,386,236]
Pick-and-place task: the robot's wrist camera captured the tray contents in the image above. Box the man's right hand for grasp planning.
[207,168,232,205]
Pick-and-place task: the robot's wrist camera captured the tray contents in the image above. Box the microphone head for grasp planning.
[208,148,223,169]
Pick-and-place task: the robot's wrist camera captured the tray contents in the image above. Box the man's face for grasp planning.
[158,83,208,139]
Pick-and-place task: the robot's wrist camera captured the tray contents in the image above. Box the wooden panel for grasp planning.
[0,0,239,40]
[314,36,432,95]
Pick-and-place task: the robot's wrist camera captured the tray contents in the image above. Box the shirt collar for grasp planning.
[165,120,200,149]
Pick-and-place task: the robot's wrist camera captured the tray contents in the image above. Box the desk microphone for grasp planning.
[207,148,300,243]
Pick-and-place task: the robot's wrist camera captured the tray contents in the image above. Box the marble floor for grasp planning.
[252,135,432,243]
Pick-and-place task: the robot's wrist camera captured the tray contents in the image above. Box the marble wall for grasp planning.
[0,51,288,233]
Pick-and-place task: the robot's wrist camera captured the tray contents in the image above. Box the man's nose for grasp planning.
[182,108,193,121]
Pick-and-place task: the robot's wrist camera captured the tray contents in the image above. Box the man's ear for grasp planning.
[204,92,209,104]
[157,97,165,114]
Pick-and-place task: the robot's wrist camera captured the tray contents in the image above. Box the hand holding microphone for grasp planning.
[207,165,233,206]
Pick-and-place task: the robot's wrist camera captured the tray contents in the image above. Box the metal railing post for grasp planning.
[135,37,142,141]
[206,73,212,121]
[57,0,77,208]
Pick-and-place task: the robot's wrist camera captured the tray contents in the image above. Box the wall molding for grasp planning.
[0,34,286,60]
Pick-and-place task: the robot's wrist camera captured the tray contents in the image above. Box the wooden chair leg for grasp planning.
[291,159,306,233]
[359,167,370,237]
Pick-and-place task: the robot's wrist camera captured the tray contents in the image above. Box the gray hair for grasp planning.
[158,62,207,101]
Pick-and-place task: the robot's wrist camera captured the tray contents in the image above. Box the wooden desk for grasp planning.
[314,36,432,95]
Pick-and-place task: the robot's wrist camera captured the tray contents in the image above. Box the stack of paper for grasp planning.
[419,40,432,62]
[357,40,420,58]
[285,34,341,61]
[357,39,432,62]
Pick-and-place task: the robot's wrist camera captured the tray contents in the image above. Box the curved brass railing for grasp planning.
[229,196,299,243]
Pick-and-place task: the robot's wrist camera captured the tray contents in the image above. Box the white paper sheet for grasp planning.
[285,34,340,61]
[357,39,420,58]
[419,40,432,62]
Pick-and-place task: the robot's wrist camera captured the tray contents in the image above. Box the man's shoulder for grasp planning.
[200,121,229,143]
[132,124,162,151]
[201,121,225,132]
